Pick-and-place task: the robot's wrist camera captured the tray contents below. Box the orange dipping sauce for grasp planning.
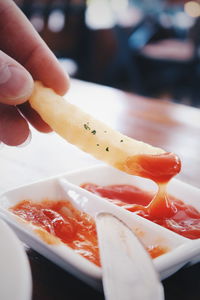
[81,183,200,240]
[11,198,167,266]
[10,152,189,266]
[11,200,100,266]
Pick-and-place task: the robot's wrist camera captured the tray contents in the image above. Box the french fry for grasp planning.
[29,81,165,176]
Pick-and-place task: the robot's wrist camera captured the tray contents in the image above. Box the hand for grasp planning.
[0,0,70,146]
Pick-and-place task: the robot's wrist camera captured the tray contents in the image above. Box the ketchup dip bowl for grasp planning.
[0,165,200,289]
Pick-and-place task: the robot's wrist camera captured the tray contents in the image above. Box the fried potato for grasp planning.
[29,81,165,176]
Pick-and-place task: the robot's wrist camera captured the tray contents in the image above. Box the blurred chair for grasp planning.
[80,3,144,87]
[102,15,173,93]
[90,6,145,91]
[128,16,200,107]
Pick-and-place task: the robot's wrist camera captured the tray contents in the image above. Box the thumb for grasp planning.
[0,50,34,105]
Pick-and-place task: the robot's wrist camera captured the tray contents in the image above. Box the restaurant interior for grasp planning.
[1,1,200,300]
[15,0,200,107]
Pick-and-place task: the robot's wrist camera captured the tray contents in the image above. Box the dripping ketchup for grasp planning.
[124,152,181,183]
[10,150,194,267]
[81,183,200,240]
[122,152,182,218]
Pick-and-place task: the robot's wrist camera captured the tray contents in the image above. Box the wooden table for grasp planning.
[0,79,200,299]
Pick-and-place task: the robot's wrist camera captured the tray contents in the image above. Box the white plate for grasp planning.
[0,165,199,289]
[0,219,32,300]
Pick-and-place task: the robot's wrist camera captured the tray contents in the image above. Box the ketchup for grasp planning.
[122,152,182,218]
[124,152,181,183]
[10,150,195,267]
[11,200,100,266]
[81,183,200,239]
[11,199,167,265]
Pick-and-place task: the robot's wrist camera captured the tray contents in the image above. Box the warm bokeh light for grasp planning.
[48,9,65,32]
[85,0,115,29]
[184,1,200,18]
[85,0,130,29]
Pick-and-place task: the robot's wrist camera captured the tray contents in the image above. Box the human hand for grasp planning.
[0,0,70,146]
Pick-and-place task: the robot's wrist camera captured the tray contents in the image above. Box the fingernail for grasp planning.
[0,64,11,84]
[0,64,33,103]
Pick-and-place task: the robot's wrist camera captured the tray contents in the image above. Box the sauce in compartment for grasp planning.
[10,151,190,266]
[81,183,200,240]
[11,200,100,266]
[10,199,167,266]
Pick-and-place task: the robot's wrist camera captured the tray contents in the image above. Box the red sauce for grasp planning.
[11,199,167,266]
[11,200,100,266]
[146,245,167,259]
[81,183,200,240]
[121,152,182,218]
[124,152,181,183]
[10,151,191,266]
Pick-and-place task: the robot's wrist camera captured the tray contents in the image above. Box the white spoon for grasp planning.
[58,178,164,300]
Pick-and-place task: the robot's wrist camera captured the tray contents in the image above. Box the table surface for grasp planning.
[1,79,200,300]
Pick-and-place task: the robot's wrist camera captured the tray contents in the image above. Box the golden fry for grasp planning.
[29,82,164,176]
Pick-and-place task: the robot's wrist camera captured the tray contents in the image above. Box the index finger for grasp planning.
[0,0,70,95]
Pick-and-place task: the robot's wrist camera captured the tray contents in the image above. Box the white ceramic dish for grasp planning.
[0,219,32,300]
[0,165,199,289]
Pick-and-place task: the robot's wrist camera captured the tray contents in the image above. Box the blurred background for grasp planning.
[15,0,200,107]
